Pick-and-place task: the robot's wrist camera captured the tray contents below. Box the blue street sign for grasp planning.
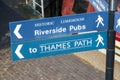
[9,12,108,42]
[89,0,108,11]
[11,31,107,61]
[114,12,120,33]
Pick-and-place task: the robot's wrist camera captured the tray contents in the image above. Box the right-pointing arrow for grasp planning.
[15,44,24,59]
[14,24,23,39]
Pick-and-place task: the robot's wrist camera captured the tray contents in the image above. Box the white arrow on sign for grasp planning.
[15,44,24,59]
[13,24,23,39]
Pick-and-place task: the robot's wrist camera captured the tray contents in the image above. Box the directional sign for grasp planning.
[15,44,24,59]
[89,0,108,11]
[11,31,107,61]
[13,24,23,39]
[9,12,108,42]
[114,12,120,33]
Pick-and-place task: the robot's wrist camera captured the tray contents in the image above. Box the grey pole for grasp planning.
[26,0,28,4]
[106,0,116,80]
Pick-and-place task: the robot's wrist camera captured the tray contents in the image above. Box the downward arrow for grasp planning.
[15,44,24,59]
[14,24,23,39]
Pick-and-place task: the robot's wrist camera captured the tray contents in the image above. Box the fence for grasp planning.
[26,0,44,17]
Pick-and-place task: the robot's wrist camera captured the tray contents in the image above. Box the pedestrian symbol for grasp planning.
[116,17,120,28]
[96,15,104,28]
[95,34,104,47]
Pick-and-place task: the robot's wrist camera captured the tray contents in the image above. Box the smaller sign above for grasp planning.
[114,12,120,33]
[89,0,108,11]
[11,31,107,61]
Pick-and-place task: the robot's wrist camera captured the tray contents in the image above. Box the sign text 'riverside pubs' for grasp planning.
[9,12,108,42]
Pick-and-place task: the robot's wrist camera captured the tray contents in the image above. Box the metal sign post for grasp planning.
[106,0,116,80]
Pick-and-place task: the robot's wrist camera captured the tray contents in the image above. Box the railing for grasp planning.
[26,0,44,17]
